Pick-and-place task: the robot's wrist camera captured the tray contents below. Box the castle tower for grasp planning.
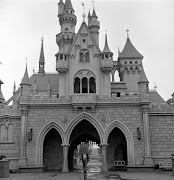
[138,64,149,101]
[101,34,113,97]
[38,37,45,75]
[20,64,31,97]
[118,30,143,93]
[88,6,100,45]
[57,0,77,52]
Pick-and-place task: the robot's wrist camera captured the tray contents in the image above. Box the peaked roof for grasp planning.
[88,10,91,18]
[64,0,74,11]
[119,38,143,59]
[39,38,45,63]
[67,22,101,54]
[58,0,64,5]
[92,8,97,18]
[138,64,149,84]
[102,34,113,54]
[21,65,31,85]
[149,90,165,103]
[0,80,5,102]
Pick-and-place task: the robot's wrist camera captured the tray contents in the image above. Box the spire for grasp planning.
[0,80,5,103]
[119,30,143,59]
[38,36,45,74]
[64,0,74,11]
[13,81,16,92]
[138,64,149,84]
[102,34,113,54]
[21,64,31,86]
[88,10,91,18]
[92,0,97,18]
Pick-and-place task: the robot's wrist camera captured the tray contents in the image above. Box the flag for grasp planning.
[82,2,84,6]
[0,61,2,65]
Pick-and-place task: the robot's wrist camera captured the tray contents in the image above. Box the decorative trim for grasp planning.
[0,141,14,144]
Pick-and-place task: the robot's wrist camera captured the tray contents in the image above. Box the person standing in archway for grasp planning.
[81,150,89,173]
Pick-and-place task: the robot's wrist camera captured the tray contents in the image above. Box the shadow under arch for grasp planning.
[35,121,65,166]
[65,112,104,145]
[104,120,135,165]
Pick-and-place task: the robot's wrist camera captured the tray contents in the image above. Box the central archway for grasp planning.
[67,118,102,171]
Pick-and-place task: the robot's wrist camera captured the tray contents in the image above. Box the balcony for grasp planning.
[71,94,96,112]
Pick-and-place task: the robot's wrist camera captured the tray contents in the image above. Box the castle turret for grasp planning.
[88,7,100,45]
[57,0,77,52]
[138,64,149,101]
[101,34,113,97]
[119,30,143,93]
[20,64,31,97]
[58,0,64,17]
[0,80,5,104]
[38,37,45,75]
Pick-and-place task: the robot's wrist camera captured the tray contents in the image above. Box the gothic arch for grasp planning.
[35,121,65,166]
[65,112,104,145]
[104,120,135,165]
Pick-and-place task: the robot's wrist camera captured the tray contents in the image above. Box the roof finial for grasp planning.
[82,2,86,22]
[126,29,129,39]
[118,46,120,55]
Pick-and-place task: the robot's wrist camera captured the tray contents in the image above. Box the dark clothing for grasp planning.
[81,153,89,172]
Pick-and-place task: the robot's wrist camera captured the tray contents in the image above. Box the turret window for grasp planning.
[74,70,96,94]
[79,49,90,62]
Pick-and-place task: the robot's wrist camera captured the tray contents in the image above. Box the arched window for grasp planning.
[82,77,88,93]
[74,70,96,94]
[0,124,6,141]
[8,124,13,141]
[80,53,84,62]
[74,77,80,93]
[79,49,90,62]
[89,77,96,93]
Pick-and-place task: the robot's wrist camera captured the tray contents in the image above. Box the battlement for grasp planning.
[0,105,20,117]
[149,102,174,112]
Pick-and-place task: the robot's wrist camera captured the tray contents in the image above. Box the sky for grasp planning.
[0,0,174,101]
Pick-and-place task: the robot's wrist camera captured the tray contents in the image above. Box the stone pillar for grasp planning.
[101,144,108,172]
[19,106,28,166]
[62,144,69,172]
[141,104,154,166]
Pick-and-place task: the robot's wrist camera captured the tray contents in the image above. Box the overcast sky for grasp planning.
[0,0,174,101]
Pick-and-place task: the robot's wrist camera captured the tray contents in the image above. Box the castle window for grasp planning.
[60,55,63,59]
[79,49,90,62]
[130,61,132,64]
[124,61,127,64]
[83,39,86,43]
[74,70,96,94]
[135,61,138,64]
[0,122,13,142]
[82,77,88,93]
[74,77,80,93]
[89,77,96,93]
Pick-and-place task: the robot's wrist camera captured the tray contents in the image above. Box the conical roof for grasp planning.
[88,10,91,18]
[102,34,113,54]
[64,0,74,11]
[119,38,143,59]
[0,80,5,102]
[21,65,31,86]
[92,8,97,18]
[138,64,149,84]
[58,0,64,5]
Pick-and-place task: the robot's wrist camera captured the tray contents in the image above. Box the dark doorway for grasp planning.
[107,127,127,170]
[43,128,63,171]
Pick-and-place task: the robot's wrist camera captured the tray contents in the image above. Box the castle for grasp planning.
[0,0,174,172]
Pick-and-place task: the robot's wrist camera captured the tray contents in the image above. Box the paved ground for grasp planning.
[1,159,174,180]
[1,170,174,180]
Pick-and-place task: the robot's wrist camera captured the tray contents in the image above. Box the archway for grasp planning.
[43,128,63,171]
[104,120,135,168]
[106,127,127,170]
[68,120,101,171]
[35,122,64,167]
